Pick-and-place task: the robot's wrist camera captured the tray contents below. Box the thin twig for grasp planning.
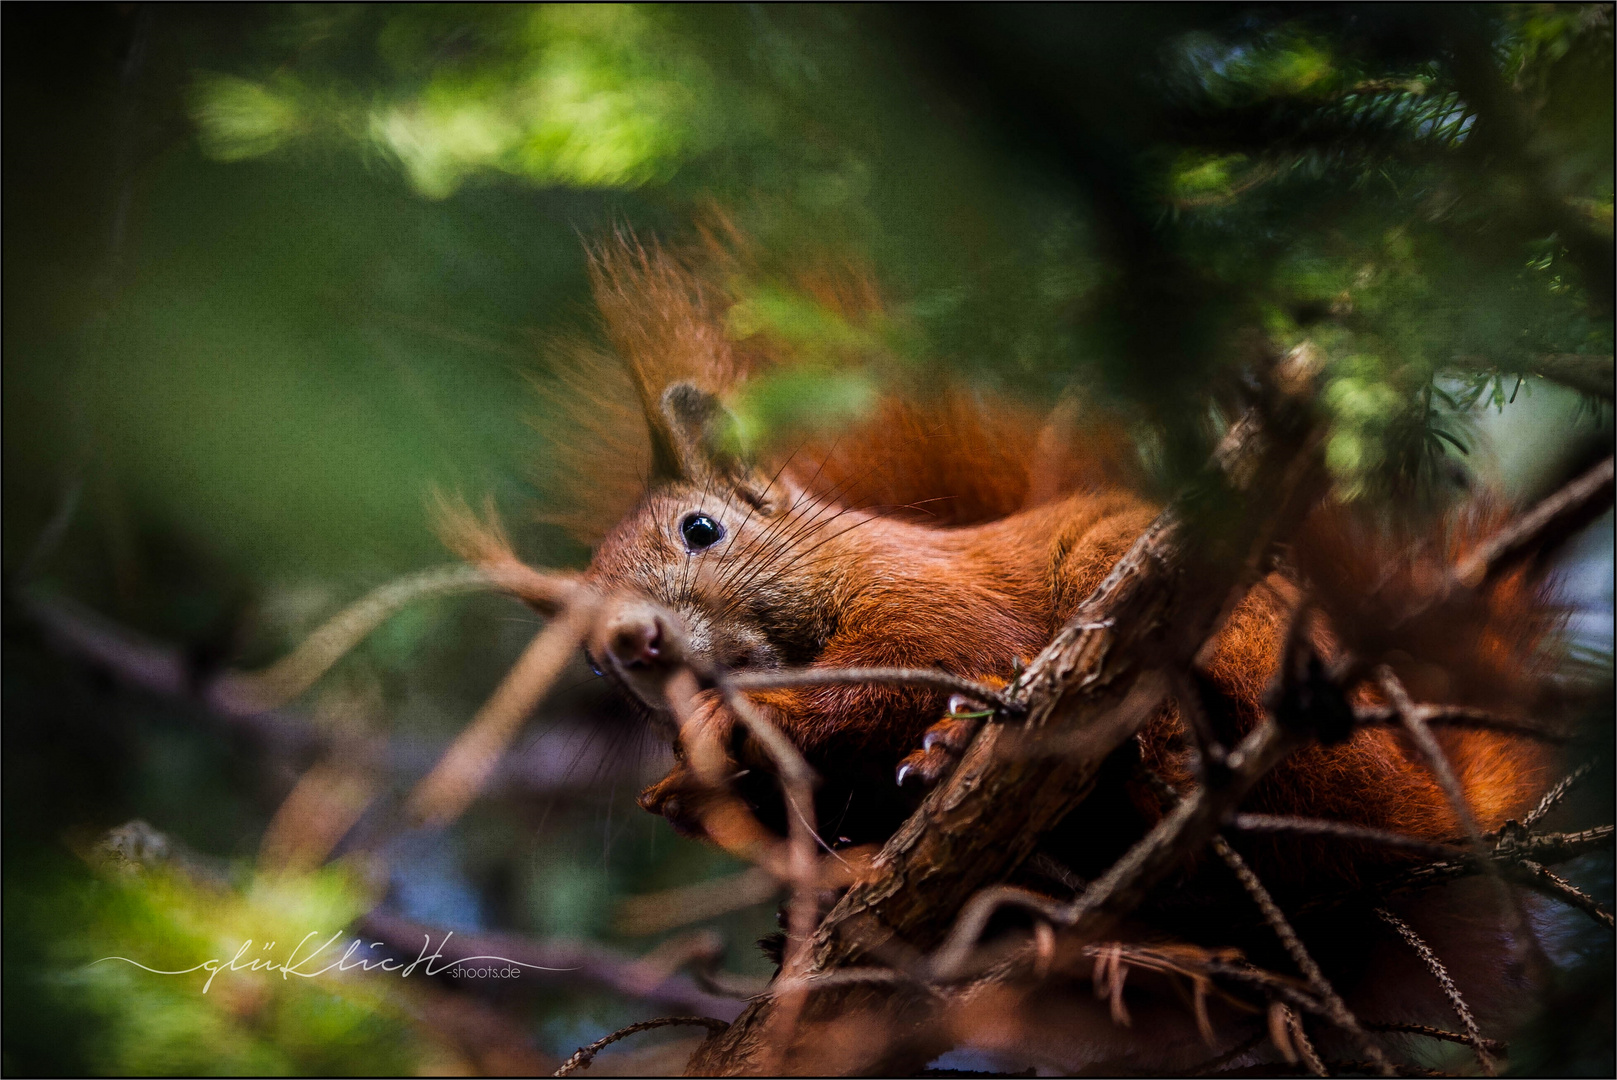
[1453,455,1614,589]
[1078,943,1335,1035]
[715,683,824,1072]
[18,586,638,802]
[1352,705,1573,744]
[1171,667,1229,775]
[616,868,782,937]
[1283,1004,1328,1077]
[1373,908,1496,1075]
[1376,671,1560,980]
[1522,762,1597,828]
[1525,353,1616,400]
[776,965,942,996]
[726,666,1022,715]
[553,1016,729,1077]
[405,596,596,828]
[1362,1021,1505,1054]
[1375,666,1537,954]
[1344,825,1616,903]
[1506,860,1615,929]
[1229,814,1465,860]
[929,715,1302,982]
[211,562,581,713]
[1186,1030,1268,1077]
[1214,835,1393,1075]
[20,588,322,748]
[1067,718,1301,934]
[1376,669,1491,856]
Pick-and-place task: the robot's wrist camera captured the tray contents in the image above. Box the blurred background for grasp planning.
[3,4,1611,1075]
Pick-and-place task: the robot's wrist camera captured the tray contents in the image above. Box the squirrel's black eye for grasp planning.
[680,512,725,552]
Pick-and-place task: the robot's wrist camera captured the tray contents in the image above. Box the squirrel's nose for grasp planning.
[610,616,663,667]
[602,603,678,669]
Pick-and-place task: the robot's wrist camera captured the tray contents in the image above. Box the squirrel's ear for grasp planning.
[652,383,775,510]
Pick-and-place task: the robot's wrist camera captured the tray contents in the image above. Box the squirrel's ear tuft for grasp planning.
[652,383,774,510]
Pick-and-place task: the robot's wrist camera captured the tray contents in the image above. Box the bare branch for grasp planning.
[1375,669,1495,866]
[1353,704,1573,744]
[1453,456,1615,589]
[1363,1021,1506,1055]
[1229,814,1466,861]
[1282,1004,1329,1077]
[554,1016,729,1077]
[1076,942,1339,1034]
[1214,836,1393,1075]
[1348,826,1616,902]
[405,596,597,829]
[1069,718,1303,935]
[1522,762,1597,828]
[928,715,1302,982]
[1529,354,1615,400]
[1186,1030,1268,1077]
[617,868,782,937]
[211,563,580,713]
[726,666,1021,715]
[1505,860,1615,929]
[1454,353,1615,401]
[1498,825,1617,857]
[19,587,321,748]
[714,682,827,1071]
[1376,668,1560,984]
[1373,908,1496,1075]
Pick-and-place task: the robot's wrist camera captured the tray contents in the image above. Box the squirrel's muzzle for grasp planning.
[607,607,670,668]
[591,597,688,709]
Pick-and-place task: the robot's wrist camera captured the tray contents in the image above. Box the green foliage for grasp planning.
[192,6,717,198]
[17,854,428,1076]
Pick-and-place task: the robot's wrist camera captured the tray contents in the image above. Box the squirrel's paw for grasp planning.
[895,697,987,790]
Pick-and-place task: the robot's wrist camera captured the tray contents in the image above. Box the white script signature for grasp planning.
[93,930,573,993]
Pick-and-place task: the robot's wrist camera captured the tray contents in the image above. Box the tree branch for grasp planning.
[1503,860,1614,930]
[554,1017,730,1078]
[1373,908,1496,1076]
[1352,705,1573,744]
[1522,762,1597,828]
[1214,836,1393,1073]
[1229,814,1466,861]
[726,667,1021,715]
[1452,456,1615,590]
[1305,826,1615,910]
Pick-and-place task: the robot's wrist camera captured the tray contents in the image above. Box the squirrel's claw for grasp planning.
[922,714,981,753]
[897,713,984,791]
[896,746,952,790]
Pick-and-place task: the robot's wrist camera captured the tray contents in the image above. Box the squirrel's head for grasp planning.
[582,382,842,713]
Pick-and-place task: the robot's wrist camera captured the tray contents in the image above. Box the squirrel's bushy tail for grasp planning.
[531,230,1136,539]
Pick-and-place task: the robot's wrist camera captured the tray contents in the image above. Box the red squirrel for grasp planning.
[556,236,1555,850]
[527,236,1565,1061]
